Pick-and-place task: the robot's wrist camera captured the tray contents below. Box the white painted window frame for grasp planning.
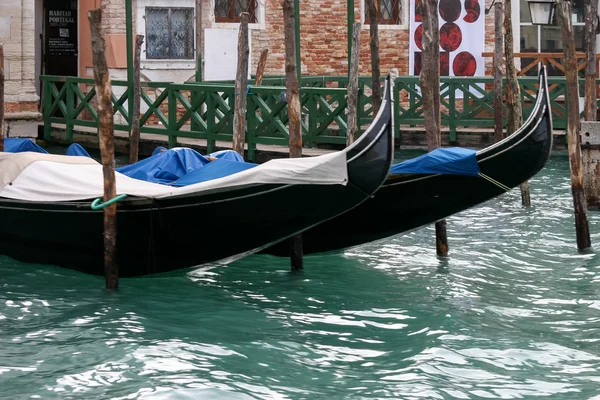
[360,0,409,30]
[137,0,197,70]
[211,0,266,30]
[518,0,600,53]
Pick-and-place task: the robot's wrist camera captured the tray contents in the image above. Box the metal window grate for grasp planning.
[365,0,402,25]
[215,0,258,23]
[146,7,194,60]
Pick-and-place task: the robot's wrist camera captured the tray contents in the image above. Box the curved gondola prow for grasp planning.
[478,65,552,157]
[343,73,395,195]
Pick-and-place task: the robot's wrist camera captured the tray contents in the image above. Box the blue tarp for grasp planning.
[390,147,481,177]
[172,157,258,186]
[118,147,256,186]
[116,147,212,185]
[208,149,245,162]
[4,138,48,154]
[152,146,168,156]
[66,143,91,157]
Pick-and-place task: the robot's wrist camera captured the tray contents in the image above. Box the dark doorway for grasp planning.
[43,0,78,77]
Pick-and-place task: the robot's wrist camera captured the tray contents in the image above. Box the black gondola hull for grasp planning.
[0,183,370,276]
[263,68,554,256]
[0,75,395,276]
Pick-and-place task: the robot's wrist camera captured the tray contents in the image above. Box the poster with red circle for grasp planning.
[409,0,484,95]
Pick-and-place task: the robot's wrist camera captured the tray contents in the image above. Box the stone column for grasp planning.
[0,0,40,119]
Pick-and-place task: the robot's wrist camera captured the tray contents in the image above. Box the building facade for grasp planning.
[0,0,596,119]
[0,0,39,119]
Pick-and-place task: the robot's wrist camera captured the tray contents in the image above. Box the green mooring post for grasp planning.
[348,0,354,77]
[126,0,134,134]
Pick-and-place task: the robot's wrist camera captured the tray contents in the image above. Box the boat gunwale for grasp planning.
[383,68,551,189]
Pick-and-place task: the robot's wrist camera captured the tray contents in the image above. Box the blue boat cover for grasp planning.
[66,143,91,157]
[172,157,258,186]
[5,138,48,154]
[116,147,212,185]
[152,146,168,156]
[208,149,245,162]
[390,147,481,177]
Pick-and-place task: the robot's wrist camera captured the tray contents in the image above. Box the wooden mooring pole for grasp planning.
[129,35,144,164]
[584,0,597,123]
[503,0,530,206]
[421,0,448,257]
[232,12,250,158]
[0,45,4,153]
[283,0,304,271]
[557,0,591,250]
[581,0,600,208]
[347,22,361,146]
[366,0,381,116]
[255,49,269,86]
[493,0,503,143]
[89,9,119,289]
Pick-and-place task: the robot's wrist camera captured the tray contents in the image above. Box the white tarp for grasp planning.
[0,150,348,202]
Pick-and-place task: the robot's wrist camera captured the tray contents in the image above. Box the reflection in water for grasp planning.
[1,152,600,399]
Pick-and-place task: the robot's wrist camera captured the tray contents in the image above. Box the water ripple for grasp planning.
[1,152,600,398]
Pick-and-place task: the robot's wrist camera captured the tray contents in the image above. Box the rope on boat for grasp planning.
[91,194,128,210]
[478,173,512,192]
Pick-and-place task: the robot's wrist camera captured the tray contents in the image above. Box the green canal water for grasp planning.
[2,151,600,399]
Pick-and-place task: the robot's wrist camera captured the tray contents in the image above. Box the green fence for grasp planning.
[41,75,358,160]
[41,74,593,160]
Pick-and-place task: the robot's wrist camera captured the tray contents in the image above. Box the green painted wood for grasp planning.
[167,88,177,148]
[66,82,74,142]
[40,74,583,152]
[43,80,52,140]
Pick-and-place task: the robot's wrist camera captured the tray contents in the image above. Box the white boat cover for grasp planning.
[0,150,348,202]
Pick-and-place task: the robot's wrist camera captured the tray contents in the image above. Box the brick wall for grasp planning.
[247,0,410,77]
[102,0,127,35]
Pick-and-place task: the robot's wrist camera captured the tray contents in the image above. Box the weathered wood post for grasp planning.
[129,35,144,164]
[89,9,119,289]
[493,0,503,143]
[366,0,381,115]
[584,0,597,122]
[283,0,304,270]
[347,22,361,146]
[421,0,448,257]
[232,12,250,158]
[581,0,600,208]
[0,45,4,152]
[503,0,530,206]
[557,0,591,250]
[255,49,269,86]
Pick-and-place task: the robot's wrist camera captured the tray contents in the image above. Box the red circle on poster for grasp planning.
[414,24,423,50]
[464,0,481,22]
[439,0,461,22]
[453,51,477,76]
[440,23,462,52]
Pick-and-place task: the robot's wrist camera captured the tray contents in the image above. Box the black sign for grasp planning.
[46,1,78,57]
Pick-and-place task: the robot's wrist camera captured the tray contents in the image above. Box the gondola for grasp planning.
[0,75,394,277]
[263,67,554,257]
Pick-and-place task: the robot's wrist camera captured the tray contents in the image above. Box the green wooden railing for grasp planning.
[41,74,596,159]
[41,75,357,161]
